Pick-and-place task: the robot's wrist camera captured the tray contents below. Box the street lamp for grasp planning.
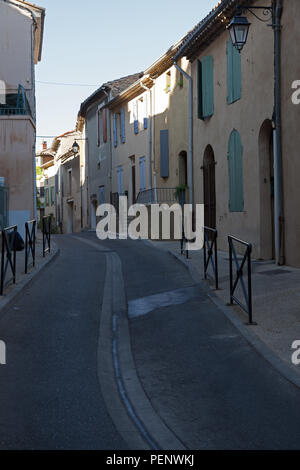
[228,2,284,265]
[72,140,79,154]
[228,12,251,53]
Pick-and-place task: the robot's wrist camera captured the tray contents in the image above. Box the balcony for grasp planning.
[0,85,32,117]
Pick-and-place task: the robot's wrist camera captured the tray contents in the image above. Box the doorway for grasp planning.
[203,145,216,229]
[259,120,274,259]
[67,201,74,234]
[179,151,188,186]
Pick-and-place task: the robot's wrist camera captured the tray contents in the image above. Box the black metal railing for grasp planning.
[25,219,36,274]
[0,225,17,295]
[136,188,180,205]
[42,216,51,257]
[203,227,219,290]
[228,235,256,325]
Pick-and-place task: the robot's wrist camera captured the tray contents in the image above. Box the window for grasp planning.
[117,166,124,195]
[97,108,102,146]
[98,186,105,205]
[197,56,214,119]
[160,130,169,178]
[228,130,244,212]
[113,113,118,147]
[120,108,126,143]
[227,40,241,104]
[133,101,139,135]
[139,157,146,191]
[45,188,49,207]
[50,186,55,205]
[68,169,72,195]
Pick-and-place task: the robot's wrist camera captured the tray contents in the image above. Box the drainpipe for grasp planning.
[140,77,153,202]
[173,61,193,207]
[273,0,284,265]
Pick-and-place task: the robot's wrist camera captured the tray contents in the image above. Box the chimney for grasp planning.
[42,140,47,151]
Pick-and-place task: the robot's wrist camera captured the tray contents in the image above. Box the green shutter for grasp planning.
[227,41,241,104]
[201,56,214,118]
[228,130,244,212]
[197,60,203,119]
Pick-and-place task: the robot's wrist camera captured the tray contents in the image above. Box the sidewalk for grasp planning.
[147,239,300,373]
[0,232,59,313]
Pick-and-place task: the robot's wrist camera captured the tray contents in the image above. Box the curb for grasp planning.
[0,244,60,319]
[165,247,300,390]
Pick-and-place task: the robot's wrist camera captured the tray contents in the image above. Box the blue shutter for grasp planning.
[121,108,126,143]
[134,120,139,134]
[160,130,169,178]
[228,130,244,212]
[197,60,203,119]
[201,56,214,118]
[227,41,241,104]
[144,117,148,130]
[113,113,118,147]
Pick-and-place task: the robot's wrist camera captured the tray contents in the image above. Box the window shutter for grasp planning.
[103,109,107,143]
[133,100,139,134]
[228,130,244,212]
[144,117,148,130]
[160,130,169,178]
[227,41,241,104]
[201,56,214,118]
[120,108,126,143]
[197,60,203,119]
[97,110,100,146]
[113,113,118,147]
[227,41,233,104]
[232,45,241,102]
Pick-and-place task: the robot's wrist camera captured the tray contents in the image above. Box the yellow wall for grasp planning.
[192,0,274,259]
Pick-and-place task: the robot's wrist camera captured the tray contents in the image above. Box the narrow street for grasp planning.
[0,233,300,450]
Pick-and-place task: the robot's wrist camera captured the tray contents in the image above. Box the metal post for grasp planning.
[25,223,28,274]
[0,231,4,296]
[215,234,219,290]
[247,245,253,325]
[13,229,16,285]
[229,238,233,305]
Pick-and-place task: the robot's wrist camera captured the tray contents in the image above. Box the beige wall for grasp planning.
[111,92,149,205]
[192,0,274,259]
[153,58,190,198]
[0,116,35,233]
[281,0,300,267]
[0,1,35,112]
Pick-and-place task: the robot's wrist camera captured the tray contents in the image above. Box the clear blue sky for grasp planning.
[35,0,217,149]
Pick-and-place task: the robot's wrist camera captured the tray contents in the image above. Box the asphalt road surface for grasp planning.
[0,232,300,450]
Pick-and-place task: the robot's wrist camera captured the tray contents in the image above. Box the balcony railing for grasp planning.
[0,85,31,117]
[136,188,186,205]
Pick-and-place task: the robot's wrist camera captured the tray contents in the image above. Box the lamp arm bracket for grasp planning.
[237,5,273,23]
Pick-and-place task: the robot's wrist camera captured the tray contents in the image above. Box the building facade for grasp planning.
[0,0,45,236]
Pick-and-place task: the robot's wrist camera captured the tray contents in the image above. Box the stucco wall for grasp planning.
[0,1,35,113]
[192,0,274,259]
[153,58,190,197]
[111,91,149,205]
[86,101,112,211]
[281,0,300,267]
[0,116,35,233]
